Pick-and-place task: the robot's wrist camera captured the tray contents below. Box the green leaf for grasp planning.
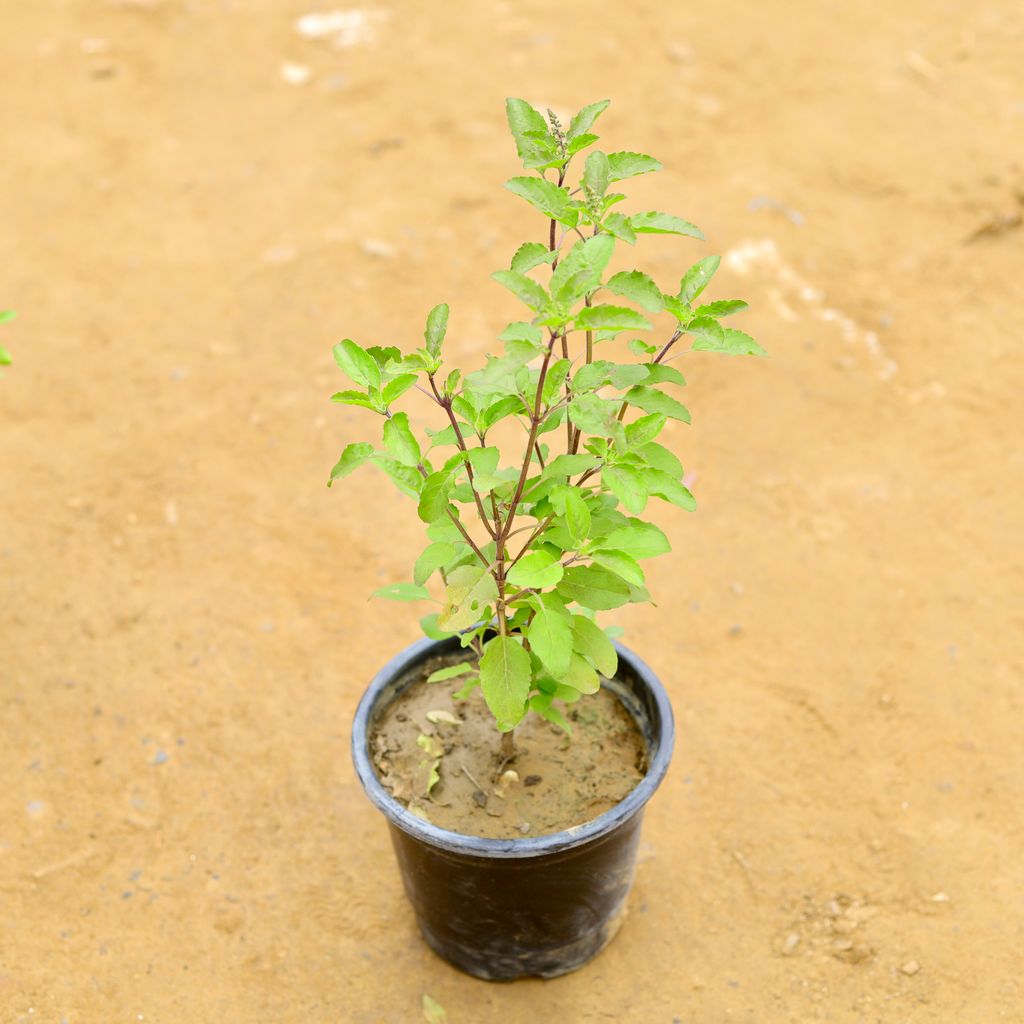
[693,327,767,356]
[647,470,697,510]
[414,541,456,586]
[571,614,618,677]
[573,360,648,394]
[630,212,704,239]
[564,487,591,544]
[424,303,449,358]
[628,338,657,356]
[418,470,453,523]
[605,270,665,312]
[590,548,645,586]
[527,600,572,678]
[567,99,610,140]
[372,582,430,601]
[426,662,475,683]
[438,564,499,632]
[507,549,564,589]
[420,613,455,641]
[505,97,558,168]
[0,345,10,367]
[575,305,652,333]
[637,441,683,477]
[504,176,576,226]
[530,693,572,733]
[567,392,618,436]
[370,455,423,498]
[480,395,526,432]
[328,442,374,486]
[624,413,666,448]
[695,299,748,318]
[624,385,691,423]
[422,993,449,1024]
[679,255,720,303]
[598,519,671,559]
[498,321,544,347]
[543,453,600,479]
[603,212,636,244]
[491,269,549,310]
[686,316,725,350]
[330,389,380,411]
[582,150,611,198]
[381,374,419,405]
[383,412,422,467]
[566,132,598,156]
[550,234,615,304]
[479,635,531,729]
[559,652,600,694]
[452,675,482,700]
[558,565,631,610]
[0,310,16,325]
[602,465,648,513]
[333,339,381,389]
[510,241,558,274]
[643,364,686,387]
[606,151,662,181]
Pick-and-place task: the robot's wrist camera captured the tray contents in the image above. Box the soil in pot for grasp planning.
[370,649,648,840]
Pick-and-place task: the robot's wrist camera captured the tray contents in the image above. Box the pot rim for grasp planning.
[351,634,675,859]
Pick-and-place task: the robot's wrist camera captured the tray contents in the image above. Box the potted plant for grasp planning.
[332,98,764,981]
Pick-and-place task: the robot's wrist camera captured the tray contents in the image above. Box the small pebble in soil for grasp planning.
[518,822,530,834]
[151,750,168,766]
[900,960,921,976]
[524,774,542,787]
[472,790,487,808]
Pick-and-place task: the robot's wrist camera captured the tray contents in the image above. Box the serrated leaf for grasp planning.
[566,132,598,156]
[693,327,767,356]
[543,453,601,479]
[558,565,631,610]
[510,241,558,274]
[695,299,749,318]
[630,211,704,238]
[491,269,549,310]
[602,465,648,513]
[424,303,449,358]
[567,392,619,436]
[605,270,665,312]
[372,582,431,601]
[582,150,611,198]
[370,455,423,498]
[330,389,379,411]
[504,176,576,226]
[637,441,683,477]
[624,385,691,423]
[507,549,564,589]
[481,395,526,431]
[624,413,666,448]
[438,564,499,632]
[382,373,419,405]
[414,541,456,586]
[564,487,590,544]
[590,548,645,586]
[603,211,636,244]
[647,469,697,509]
[383,412,422,467]
[328,442,374,485]
[527,601,572,678]
[605,150,662,181]
[506,97,558,168]
[550,234,615,304]
[333,339,381,389]
[479,635,531,728]
[426,662,474,683]
[498,321,544,347]
[567,99,610,140]
[679,255,720,303]
[575,305,652,333]
[628,338,657,356]
[418,470,454,523]
[598,519,671,559]
[571,614,618,677]
[559,652,600,694]
[642,364,686,387]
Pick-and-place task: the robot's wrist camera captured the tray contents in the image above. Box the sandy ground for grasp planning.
[1,1,1022,1021]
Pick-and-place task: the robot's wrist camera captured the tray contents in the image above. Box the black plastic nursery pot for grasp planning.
[351,634,675,981]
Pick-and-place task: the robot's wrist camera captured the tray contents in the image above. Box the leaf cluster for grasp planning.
[329,99,764,734]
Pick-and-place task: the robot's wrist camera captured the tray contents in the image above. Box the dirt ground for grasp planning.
[1,1,1022,1021]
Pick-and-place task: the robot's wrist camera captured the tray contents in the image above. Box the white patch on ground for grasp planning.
[294,9,386,48]
[279,61,312,85]
[725,238,898,381]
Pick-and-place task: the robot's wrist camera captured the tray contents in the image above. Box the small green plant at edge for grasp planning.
[329,98,764,752]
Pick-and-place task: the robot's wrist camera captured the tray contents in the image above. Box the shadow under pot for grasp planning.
[350,634,675,981]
